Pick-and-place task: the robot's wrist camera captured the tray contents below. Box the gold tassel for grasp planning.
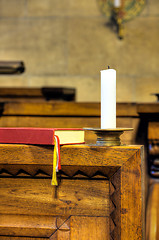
[51,137,58,186]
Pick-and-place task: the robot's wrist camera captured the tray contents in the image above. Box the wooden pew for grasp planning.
[146,181,159,240]
[0,87,140,145]
[0,101,138,145]
[137,103,159,177]
[0,87,76,102]
[0,88,157,149]
[137,103,159,239]
[0,144,145,239]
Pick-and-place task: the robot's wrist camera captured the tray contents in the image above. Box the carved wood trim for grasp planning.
[0,168,109,180]
[109,168,121,240]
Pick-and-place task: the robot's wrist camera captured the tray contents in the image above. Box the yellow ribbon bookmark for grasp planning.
[51,136,58,186]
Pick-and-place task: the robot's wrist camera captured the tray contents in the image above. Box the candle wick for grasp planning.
[108,66,110,69]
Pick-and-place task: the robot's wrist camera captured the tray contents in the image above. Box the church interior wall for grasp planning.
[0,0,158,102]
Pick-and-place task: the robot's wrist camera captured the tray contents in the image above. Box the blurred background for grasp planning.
[0,0,158,102]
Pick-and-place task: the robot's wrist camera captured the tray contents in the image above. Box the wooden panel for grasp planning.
[0,178,109,217]
[137,103,159,114]
[56,231,70,240]
[0,88,42,97]
[60,145,141,167]
[116,103,138,116]
[0,214,57,237]
[0,116,100,128]
[0,144,140,167]
[148,122,159,139]
[0,215,70,239]
[2,102,100,116]
[0,87,76,101]
[0,144,144,239]
[50,231,70,240]
[120,147,145,239]
[70,216,109,240]
[0,144,53,165]
[146,183,159,240]
[0,102,138,117]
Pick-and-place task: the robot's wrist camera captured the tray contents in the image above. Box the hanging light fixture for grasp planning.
[97,0,146,39]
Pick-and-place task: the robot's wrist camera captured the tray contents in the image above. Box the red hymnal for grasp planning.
[0,127,85,145]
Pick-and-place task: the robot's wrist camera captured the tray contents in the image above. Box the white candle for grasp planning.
[114,0,121,7]
[101,68,116,129]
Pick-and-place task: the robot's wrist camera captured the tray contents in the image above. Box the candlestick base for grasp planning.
[83,128,133,146]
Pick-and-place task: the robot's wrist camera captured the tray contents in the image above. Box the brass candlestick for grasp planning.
[84,128,133,146]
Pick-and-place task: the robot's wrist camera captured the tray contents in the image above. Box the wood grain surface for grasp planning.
[146,182,159,240]
[0,102,138,116]
[137,103,159,114]
[148,122,159,139]
[0,144,140,166]
[0,178,109,216]
[0,144,145,239]
[70,216,109,240]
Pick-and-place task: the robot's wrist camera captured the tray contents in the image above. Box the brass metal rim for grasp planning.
[83,128,133,146]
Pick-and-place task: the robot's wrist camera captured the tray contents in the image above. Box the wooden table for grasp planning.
[0,144,145,239]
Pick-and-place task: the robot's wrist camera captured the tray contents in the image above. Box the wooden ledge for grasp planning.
[0,144,143,167]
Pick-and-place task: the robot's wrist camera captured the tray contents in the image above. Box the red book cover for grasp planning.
[0,127,85,145]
